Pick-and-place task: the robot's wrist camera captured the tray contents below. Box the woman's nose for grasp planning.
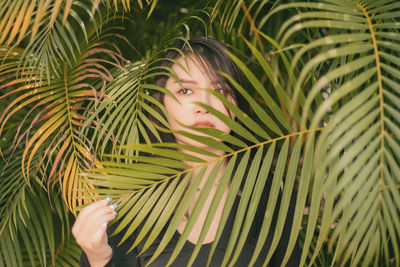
[193,92,211,115]
[193,103,208,115]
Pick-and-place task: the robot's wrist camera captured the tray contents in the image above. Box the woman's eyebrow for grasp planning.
[172,79,221,86]
[173,79,196,84]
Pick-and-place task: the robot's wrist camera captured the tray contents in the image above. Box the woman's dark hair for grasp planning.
[149,36,251,152]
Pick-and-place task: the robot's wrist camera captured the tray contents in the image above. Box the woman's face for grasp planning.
[164,56,236,148]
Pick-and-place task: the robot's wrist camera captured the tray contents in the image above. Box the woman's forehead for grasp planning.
[171,55,220,83]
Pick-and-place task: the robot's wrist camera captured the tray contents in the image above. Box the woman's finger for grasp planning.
[74,204,118,243]
[72,198,114,235]
[76,208,117,250]
[79,198,112,218]
[86,204,118,225]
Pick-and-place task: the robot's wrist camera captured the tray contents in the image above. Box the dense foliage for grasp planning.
[1,0,399,266]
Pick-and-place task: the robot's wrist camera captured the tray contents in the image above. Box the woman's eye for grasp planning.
[178,88,192,95]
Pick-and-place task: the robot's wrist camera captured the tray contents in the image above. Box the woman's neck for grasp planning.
[177,148,230,245]
[181,145,226,163]
[180,147,227,189]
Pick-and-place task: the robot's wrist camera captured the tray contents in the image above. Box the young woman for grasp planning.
[72,36,300,266]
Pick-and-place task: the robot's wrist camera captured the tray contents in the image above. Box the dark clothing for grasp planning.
[80,186,301,267]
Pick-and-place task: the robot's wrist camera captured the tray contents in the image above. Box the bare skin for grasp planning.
[72,198,117,267]
[177,160,229,244]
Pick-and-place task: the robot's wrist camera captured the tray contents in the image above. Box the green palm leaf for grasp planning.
[84,1,400,265]
[0,21,131,211]
[0,0,158,48]
[0,160,80,266]
[83,41,309,266]
[264,0,400,266]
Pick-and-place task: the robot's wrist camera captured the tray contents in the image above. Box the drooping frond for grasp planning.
[210,0,277,38]
[0,0,74,46]
[0,0,158,48]
[0,1,104,82]
[0,174,80,266]
[0,125,80,267]
[80,61,168,158]
[84,133,313,266]
[264,0,400,265]
[0,25,130,212]
[100,0,158,17]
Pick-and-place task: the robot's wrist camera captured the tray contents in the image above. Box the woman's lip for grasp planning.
[192,121,215,128]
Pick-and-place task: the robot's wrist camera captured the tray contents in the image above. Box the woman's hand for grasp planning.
[72,198,117,267]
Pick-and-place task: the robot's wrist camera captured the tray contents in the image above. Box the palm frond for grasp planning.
[85,132,311,266]
[0,24,131,211]
[80,62,158,157]
[0,135,80,267]
[0,172,80,266]
[267,1,400,265]
[0,0,158,48]
[81,1,400,265]
[0,1,106,82]
[99,0,158,16]
[80,30,217,158]
[211,0,277,38]
[81,41,313,265]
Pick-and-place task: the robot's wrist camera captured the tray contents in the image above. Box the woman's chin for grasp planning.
[174,135,225,154]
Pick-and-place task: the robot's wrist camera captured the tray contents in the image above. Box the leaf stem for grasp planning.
[64,62,79,208]
[357,0,385,234]
[119,127,325,199]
